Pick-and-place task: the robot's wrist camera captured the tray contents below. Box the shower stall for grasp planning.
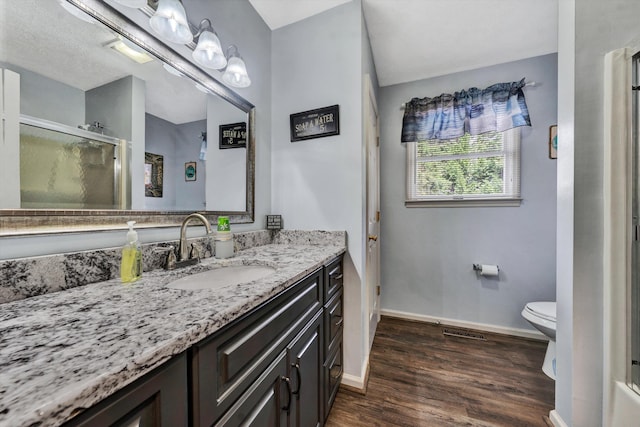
[18,115,126,210]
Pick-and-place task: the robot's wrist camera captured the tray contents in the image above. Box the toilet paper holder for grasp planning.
[472,264,500,273]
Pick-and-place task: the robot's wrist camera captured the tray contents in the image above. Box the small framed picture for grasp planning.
[144,152,163,197]
[185,161,197,181]
[549,125,558,159]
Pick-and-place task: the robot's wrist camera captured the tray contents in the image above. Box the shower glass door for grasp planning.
[18,117,124,210]
[632,52,640,393]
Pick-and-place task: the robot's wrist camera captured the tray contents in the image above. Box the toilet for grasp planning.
[521,301,556,380]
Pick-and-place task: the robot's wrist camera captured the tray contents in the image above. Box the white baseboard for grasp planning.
[341,372,366,390]
[549,410,568,427]
[380,308,547,341]
[340,357,369,391]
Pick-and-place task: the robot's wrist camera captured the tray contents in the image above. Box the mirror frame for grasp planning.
[0,0,255,236]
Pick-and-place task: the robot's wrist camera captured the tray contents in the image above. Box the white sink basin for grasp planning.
[167,265,276,291]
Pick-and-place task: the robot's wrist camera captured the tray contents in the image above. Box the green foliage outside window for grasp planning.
[416,132,506,197]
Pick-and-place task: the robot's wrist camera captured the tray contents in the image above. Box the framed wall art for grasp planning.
[219,122,247,149]
[144,152,163,197]
[185,161,197,181]
[290,104,340,142]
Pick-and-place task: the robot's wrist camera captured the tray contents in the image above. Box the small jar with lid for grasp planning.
[214,216,234,259]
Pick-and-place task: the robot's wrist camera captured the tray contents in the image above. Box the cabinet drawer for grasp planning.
[214,350,288,427]
[324,289,343,358]
[323,257,343,303]
[191,269,322,426]
[323,338,343,420]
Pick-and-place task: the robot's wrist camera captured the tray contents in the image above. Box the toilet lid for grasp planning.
[525,302,556,322]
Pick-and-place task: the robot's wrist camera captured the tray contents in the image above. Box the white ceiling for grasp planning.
[0,0,209,125]
[250,0,559,87]
[0,0,558,124]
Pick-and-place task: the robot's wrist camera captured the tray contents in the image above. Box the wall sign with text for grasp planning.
[290,104,340,142]
[219,122,247,149]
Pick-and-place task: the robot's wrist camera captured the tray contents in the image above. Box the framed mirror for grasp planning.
[0,0,255,236]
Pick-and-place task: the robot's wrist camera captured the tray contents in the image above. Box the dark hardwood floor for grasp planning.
[326,316,555,427]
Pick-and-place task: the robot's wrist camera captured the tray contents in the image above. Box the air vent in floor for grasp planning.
[442,328,486,340]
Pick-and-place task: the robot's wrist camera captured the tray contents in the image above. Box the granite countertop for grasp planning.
[0,243,345,427]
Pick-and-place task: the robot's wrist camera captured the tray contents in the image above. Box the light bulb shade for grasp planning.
[222,56,251,88]
[163,63,184,77]
[112,0,147,8]
[58,0,96,23]
[149,0,192,44]
[192,31,227,70]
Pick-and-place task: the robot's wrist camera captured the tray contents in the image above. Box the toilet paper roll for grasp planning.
[479,264,499,277]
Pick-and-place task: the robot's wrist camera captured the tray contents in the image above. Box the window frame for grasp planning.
[405,127,522,207]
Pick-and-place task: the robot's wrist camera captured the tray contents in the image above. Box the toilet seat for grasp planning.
[525,302,556,322]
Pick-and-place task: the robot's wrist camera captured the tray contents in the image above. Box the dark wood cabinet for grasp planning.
[191,269,323,426]
[64,354,188,427]
[287,311,323,427]
[64,254,344,427]
[322,256,344,422]
[213,350,289,427]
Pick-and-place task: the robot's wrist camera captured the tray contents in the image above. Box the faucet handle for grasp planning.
[166,250,177,270]
[189,243,201,261]
[153,245,177,270]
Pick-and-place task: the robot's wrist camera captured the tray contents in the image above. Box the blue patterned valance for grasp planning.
[401,78,531,143]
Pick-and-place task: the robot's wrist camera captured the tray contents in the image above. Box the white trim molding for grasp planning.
[380,309,547,341]
[549,410,569,427]
[340,357,370,391]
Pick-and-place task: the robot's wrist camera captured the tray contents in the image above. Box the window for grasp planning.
[406,128,521,207]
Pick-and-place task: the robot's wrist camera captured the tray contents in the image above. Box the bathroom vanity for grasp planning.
[0,237,345,427]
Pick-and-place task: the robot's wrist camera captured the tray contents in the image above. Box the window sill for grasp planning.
[405,198,522,208]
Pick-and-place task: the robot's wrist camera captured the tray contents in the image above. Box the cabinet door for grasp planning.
[287,312,323,427]
[323,339,343,421]
[215,350,289,427]
[323,257,343,304]
[64,354,188,427]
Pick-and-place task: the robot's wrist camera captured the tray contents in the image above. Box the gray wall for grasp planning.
[0,61,85,127]
[85,76,134,140]
[378,54,558,331]
[271,0,367,380]
[145,114,207,211]
[176,119,207,211]
[144,113,177,210]
[182,0,272,232]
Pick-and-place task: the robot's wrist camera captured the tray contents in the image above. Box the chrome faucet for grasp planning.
[179,213,212,262]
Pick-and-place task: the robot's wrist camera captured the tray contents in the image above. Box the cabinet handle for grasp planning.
[292,363,301,395]
[335,317,344,328]
[281,376,292,413]
[331,273,343,281]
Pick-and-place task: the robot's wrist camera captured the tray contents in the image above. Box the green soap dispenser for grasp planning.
[121,221,142,283]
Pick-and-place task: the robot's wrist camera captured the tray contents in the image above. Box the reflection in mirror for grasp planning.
[0,0,255,234]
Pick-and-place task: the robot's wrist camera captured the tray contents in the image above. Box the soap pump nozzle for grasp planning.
[126,221,138,244]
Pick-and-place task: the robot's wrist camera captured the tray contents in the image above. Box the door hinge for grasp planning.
[376,286,380,296]
[376,211,380,222]
[635,225,640,241]
[376,136,380,147]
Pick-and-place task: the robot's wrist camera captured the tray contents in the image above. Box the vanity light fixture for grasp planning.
[195,83,211,94]
[162,63,184,77]
[149,0,192,44]
[105,38,154,64]
[192,19,227,70]
[111,0,147,8]
[222,45,251,88]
